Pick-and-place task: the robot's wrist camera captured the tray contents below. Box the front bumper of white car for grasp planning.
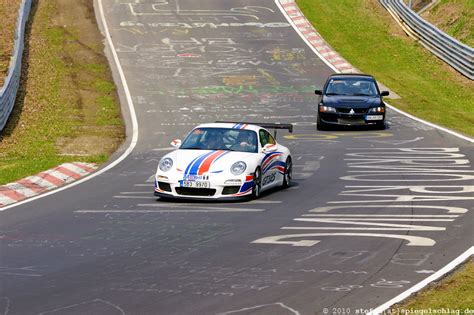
[154,173,254,200]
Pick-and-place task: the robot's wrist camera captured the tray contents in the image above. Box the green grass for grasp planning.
[0,1,124,185]
[429,0,473,47]
[390,260,474,314]
[296,0,474,137]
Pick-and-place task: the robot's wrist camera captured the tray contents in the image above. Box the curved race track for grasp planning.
[0,0,473,314]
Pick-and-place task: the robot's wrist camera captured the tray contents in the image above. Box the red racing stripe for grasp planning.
[198,150,225,175]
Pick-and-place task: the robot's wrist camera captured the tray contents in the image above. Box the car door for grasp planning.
[259,129,283,189]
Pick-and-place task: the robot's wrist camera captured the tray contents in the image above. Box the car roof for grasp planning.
[195,122,262,132]
[328,73,375,81]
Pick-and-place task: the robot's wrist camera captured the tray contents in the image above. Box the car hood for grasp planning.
[322,95,382,108]
[164,149,255,175]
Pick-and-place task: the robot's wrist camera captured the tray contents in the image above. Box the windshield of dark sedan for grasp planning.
[180,128,258,153]
[325,78,378,96]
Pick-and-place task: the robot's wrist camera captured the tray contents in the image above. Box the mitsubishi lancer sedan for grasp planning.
[315,74,389,130]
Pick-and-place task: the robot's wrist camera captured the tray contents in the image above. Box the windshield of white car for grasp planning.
[180,128,258,153]
[325,78,378,96]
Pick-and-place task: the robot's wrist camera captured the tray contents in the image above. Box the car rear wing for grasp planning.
[215,121,293,133]
[215,121,293,139]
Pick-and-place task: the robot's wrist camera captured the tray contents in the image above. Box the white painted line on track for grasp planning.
[245,200,282,204]
[296,218,454,221]
[309,205,468,214]
[302,214,459,218]
[275,0,474,144]
[137,203,264,211]
[113,195,156,199]
[385,103,473,143]
[75,209,265,213]
[119,192,151,194]
[368,246,474,314]
[282,227,444,231]
[0,0,139,212]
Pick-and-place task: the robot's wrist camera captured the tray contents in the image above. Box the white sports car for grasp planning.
[154,122,293,200]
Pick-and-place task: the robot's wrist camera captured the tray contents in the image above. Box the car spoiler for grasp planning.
[215,121,293,133]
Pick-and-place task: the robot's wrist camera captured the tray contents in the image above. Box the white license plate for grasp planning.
[366,115,383,121]
[181,181,210,188]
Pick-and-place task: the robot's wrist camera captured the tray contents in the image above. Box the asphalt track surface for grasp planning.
[1,1,473,314]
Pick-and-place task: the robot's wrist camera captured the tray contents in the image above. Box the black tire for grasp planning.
[317,116,326,131]
[282,157,292,188]
[376,121,385,130]
[252,168,262,199]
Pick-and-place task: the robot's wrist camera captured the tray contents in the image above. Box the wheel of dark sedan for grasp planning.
[282,157,292,188]
[317,116,326,131]
[252,168,262,199]
[376,122,385,130]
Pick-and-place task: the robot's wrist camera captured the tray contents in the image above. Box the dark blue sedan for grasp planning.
[315,74,389,130]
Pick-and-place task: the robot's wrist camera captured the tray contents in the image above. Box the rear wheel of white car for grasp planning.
[252,168,262,199]
[282,157,292,188]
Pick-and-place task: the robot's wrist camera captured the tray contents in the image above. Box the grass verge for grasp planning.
[388,259,474,314]
[296,0,474,137]
[422,0,473,47]
[0,0,124,185]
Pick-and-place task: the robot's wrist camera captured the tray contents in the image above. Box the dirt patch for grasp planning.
[373,0,473,86]
[421,0,473,47]
[51,0,124,156]
[0,0,124,184]
[57,135,121,157]
[410,0,432,12]
[0,0,22,86]
[365,0,407,38]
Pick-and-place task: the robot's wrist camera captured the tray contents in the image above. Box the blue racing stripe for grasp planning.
[187,151,215,175]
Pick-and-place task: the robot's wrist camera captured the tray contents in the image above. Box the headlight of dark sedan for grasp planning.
[368,107,385,113]
[319,105,337,113]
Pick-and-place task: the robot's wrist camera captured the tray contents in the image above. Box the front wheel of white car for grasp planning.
[282,157,292,188]
[252,168,262,199]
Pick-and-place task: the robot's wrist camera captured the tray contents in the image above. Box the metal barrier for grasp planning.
[380,0,473,80]
[0,0,32,131]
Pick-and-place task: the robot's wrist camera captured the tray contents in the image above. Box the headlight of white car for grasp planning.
[231,161,246,175]
[159,158,173,172]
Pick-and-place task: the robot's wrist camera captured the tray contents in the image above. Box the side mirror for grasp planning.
[262,143,277,154]
[315,90,322,95]
[170,139,182,148]
[380,91,389,97]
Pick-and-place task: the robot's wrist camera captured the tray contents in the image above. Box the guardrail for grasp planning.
[380,0,474,80]
[0,0,32,131]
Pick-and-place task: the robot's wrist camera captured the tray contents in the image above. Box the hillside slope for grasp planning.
[421,0,473,47]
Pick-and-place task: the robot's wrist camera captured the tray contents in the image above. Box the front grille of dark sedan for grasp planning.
[337,107,367,114]
[175,187,216,196]
[338,117,366,125]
